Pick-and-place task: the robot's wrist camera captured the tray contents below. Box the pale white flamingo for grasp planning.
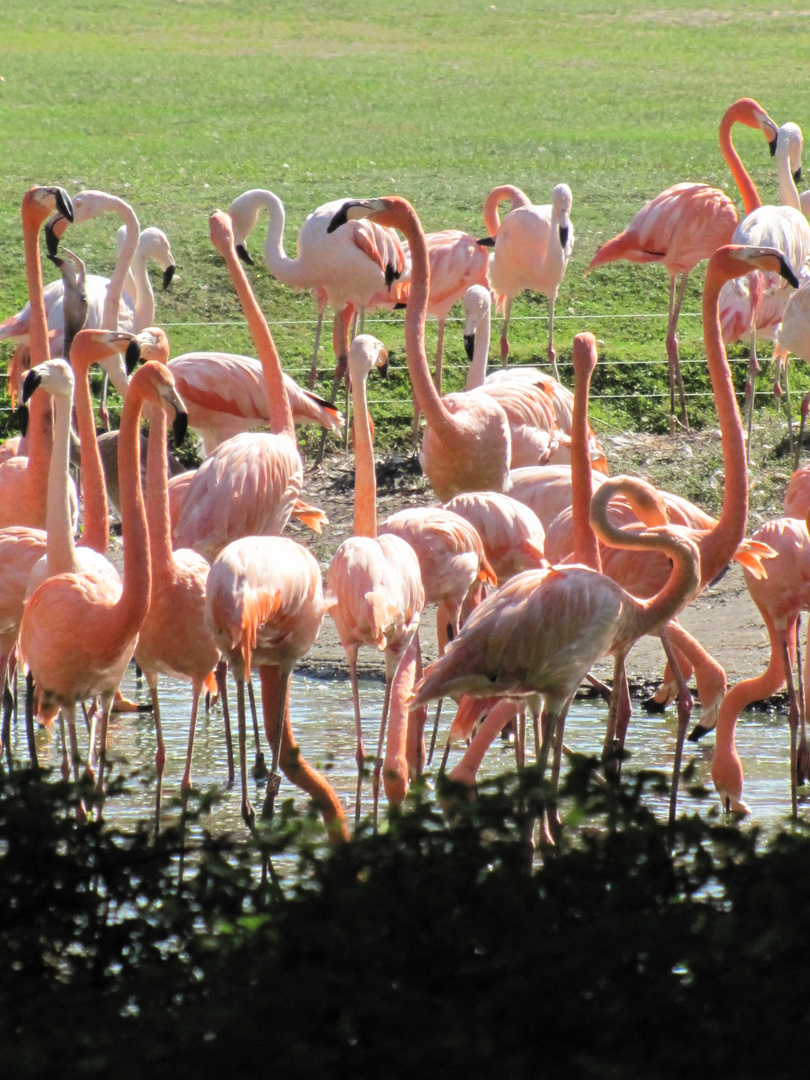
[484,182,574,380]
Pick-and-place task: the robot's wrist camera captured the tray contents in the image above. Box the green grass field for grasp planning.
[2,0,810,443]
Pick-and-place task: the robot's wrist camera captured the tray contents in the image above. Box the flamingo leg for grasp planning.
[547,293,560,382]
[58,712,70,782]
[796,615,810,788]
[308,307,325,389]
[62,704,87,825]
[666,271,690,434]
[409,635,426,777]
[25,671,38,769]
[98,372,111,432]
[500,297,513,366]
[796,393,809,471]
[347,649,366,826]
[784,360,795,462]
[247,676,267,780]
[434,319,445,394]
[234,674,254,828]
[181,680,203,793]
[94,692,115,806]
[745,326,761,465]
[781,633,800,819]
[658,628,695,825]
[148,680,165,836]
[261,666,291,820]
[1,670,12,765]
[372,674,394,833]
[602,653,629,779]
[215,659,234,785]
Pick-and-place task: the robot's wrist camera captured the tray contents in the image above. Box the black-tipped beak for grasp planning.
[53,188,74,222]
[769,136,778,157]
[125,339,142,375]
[22,369,42,404]
[162,264,176,290]
[794,167,803,185]
[17,405,29,438]
[327,202,353,233]
[464,333,475,361]
[559,225,569,249]
[235,243,254,266]
[172,410,188,447]
[779,256,801,290]
[45,219,61,258]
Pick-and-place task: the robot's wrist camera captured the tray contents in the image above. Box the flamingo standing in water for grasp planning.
[170,211,327,562]
[326,334,424,827]
[0,186,74,531]
[586,97,779,432]
[206,533,346,836]
[19,359,186,800]
[328,196,512,502]
[127,327,221,821]
[483,182,574,379]
[413,473,701,844]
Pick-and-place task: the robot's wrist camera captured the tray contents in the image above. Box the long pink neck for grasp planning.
[219,239,295,440]
[102,198,140,330]
[71,348,109,554]
[482,185,531,237]
[348,362,377,539]
[21,197,53,521]
[380,200,456,441]
[115,375,151,634]
[570,335,601,571]
[45,387,76,576]
[719,100,763,217]
[699,256,749,580]
[145,402,175,588]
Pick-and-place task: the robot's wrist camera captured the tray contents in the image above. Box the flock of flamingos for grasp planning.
[4,95,810,846]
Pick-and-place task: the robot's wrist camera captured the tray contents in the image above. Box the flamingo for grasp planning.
[711,511,810,818]
[483,182,574,380]
[413,473,701,844]
[170,210,327,562]
[328,196,513,502]
[206,532,346,836]
[784,461,810,519]
[227,188,408,388]
[165,350,343,456]
[586,97,779,432]
[18,359,185,800]
[442,490,548,582]
[325,334,425,827]
[0,186,74,531]
[127,327,221,820]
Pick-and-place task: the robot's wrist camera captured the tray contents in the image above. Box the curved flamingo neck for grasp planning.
[700,255,749,579]
[348,362,377,539]
[100,196,140,331]
[719,99,765,216]
[234,190,313,291]
[71,344,110,553]
[776,135,802,212]
[570,334,601,571]
[591,479,699,638]
[144,403,175,586]
[128,244,156,331]
[21,194,54,520]
[464,306,490,390]
[116,371,152,632]
[46,386,77,577]
[216,224,296,441]
[482,185,531,237]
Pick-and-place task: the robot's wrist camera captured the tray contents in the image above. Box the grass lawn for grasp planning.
[2,0,810,445]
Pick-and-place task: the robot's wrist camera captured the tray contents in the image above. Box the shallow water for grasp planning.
[8,662,806,837]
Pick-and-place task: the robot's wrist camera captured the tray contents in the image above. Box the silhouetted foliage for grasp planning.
[1,758,807,1079]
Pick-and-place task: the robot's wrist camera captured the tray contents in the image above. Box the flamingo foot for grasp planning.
[112,691,141,714]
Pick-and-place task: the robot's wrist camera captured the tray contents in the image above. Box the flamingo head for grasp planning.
[22,358,74,404]
[129,360,188,447]
[714,245,800,291]
[25,186,73,233]
[347,334,388,384]
[552,184,573,250]
[463,284,491,360]
[778,121,804,185]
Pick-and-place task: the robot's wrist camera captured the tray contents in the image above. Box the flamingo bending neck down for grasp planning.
[413,473,701,844]
[586,97,779,434]
[328,196,512,501]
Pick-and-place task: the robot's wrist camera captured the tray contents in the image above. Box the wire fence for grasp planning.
[0,309,787,422]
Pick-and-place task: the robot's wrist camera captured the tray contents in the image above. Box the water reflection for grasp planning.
[8,663,805,835]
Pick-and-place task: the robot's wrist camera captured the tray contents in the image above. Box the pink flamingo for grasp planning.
[166,349,342,456]
[326,334,425,827]
[413,473,701,843]
[442,490,548,582]
[227,188,407,389]
[170,211,327,562]
[712,511,810,818]
[0,186,74,531]
[127,327,221,820]
[18,359,185,801]
[483,182,574,379]
[206,533,346,836]
[328,195,512,502]
[784,460,810,519]
[586,97,779,432]
[0,528,46,760]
